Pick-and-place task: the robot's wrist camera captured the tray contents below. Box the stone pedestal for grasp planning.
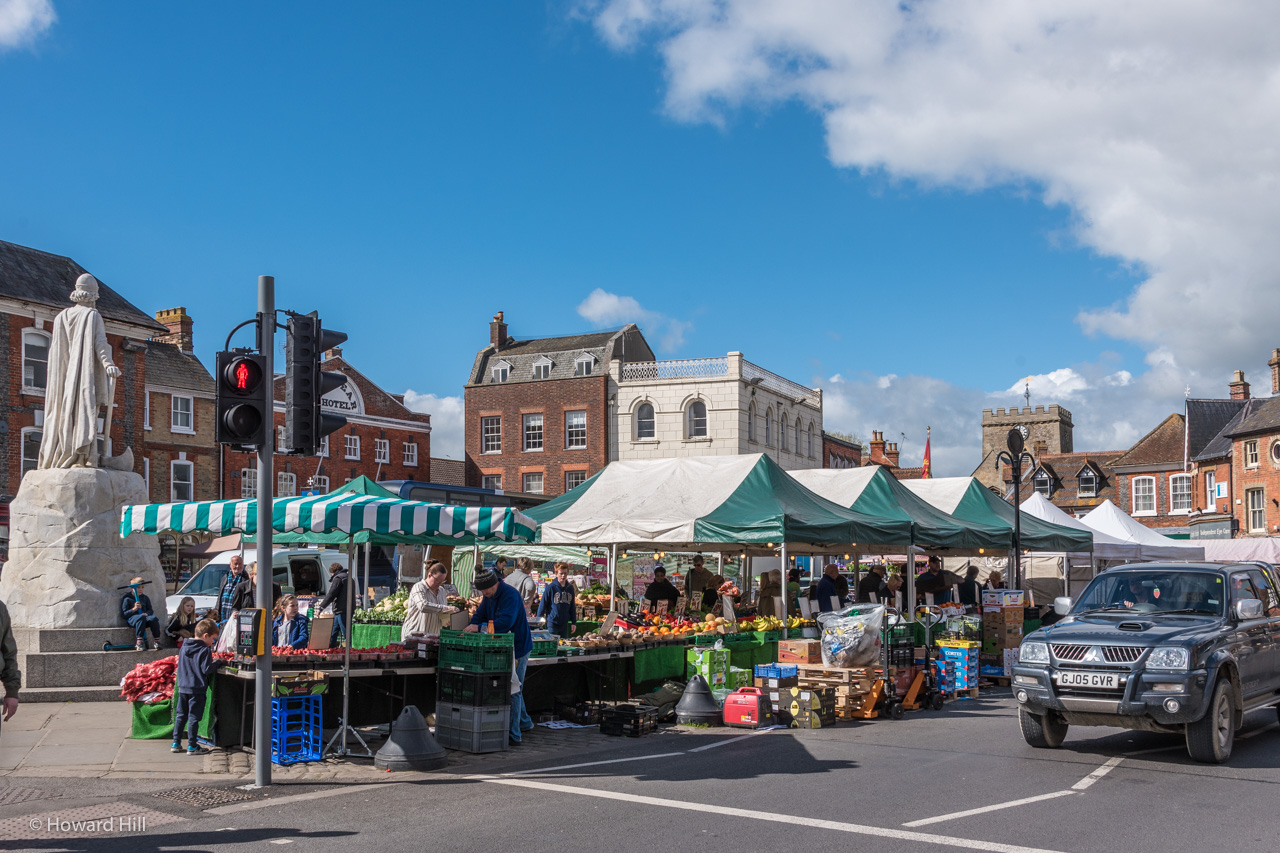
[0,468,167,629]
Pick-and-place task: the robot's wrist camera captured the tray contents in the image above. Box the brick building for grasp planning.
[142,308,218,504]
[1224,355,1280,538]
[220,349,431,498]
[0,239,168,557]
[822,432,863,469]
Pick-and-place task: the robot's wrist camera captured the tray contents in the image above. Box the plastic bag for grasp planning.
[817,603,884,668]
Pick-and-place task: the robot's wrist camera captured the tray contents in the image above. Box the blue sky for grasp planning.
[3,2,1274,471]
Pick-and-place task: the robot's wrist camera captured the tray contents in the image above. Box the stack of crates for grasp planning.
[885,623,916,667]
[436,630,514,753]
[271,695,322,765]
[935,642,980,694]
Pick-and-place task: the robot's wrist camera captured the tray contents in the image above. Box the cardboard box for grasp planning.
[778,640,822,664]
[753,675,800,690]
[982,590,1025,607]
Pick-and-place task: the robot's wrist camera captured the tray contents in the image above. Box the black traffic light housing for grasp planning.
[215,349,269,449]
[283,311,348,455]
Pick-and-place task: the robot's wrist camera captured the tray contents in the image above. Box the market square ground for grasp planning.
[2,689,1277,852]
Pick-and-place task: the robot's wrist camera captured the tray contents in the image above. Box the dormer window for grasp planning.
[1078,467,1098,498]
[1034,470,1053,497]
[491,360,511,383]
[574,353,596,377]
[532,357,553,380]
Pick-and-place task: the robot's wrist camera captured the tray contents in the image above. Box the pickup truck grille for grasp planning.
[1051,643,1146,664]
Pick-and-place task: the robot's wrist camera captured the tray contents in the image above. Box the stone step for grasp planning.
[20,685,125,703]
[12,627,141,653]
[18,648,177,689]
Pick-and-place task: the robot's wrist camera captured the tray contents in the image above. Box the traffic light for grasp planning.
[215,350,269,449]
[283,311,348,455]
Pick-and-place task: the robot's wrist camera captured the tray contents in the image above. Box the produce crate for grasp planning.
[271,670,330,697]
[439,629,515,674]
[599,704,659,737]
[754,663,799,679]
[271,695,322,765]
[437,670,510,708]
[437,702,512,733]
[530,638,558,658]
[693,633,724,646]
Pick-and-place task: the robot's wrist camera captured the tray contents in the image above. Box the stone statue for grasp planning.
[37,273,127,470]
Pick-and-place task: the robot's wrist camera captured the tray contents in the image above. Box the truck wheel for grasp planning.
[1019,709,1067,748]
[1186,679,1235,764]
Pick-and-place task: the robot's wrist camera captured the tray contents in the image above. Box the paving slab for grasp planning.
[20,742,121,767]
[40,725,131,746]
[0,731,46,748]
[2,709,54,732]
[0,747,32,772]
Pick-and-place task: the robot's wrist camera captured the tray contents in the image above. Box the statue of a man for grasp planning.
[38,273,123,469]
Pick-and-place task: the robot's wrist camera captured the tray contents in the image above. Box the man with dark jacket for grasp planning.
[121,577,163,651]
[816,564,843,613]
[0,599,20,736]
[466,568,533,745]
[318,562,354,646]
[229,563,282,614]
[536,563,577,637]
[857,564,887,603]
[643,565,680,612]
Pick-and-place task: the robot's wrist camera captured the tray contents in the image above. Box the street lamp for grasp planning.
[995,427,1035,591]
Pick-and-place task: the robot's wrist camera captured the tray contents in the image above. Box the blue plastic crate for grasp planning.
[271,695,322,766]
[753,663,799,679]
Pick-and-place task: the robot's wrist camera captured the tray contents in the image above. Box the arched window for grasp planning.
[764,408,773,445]
[22,329,51,392]
[747,404,756,442]
[779,414,789,451]
[687,401,708,438]
[807,422,815,457]
[636,403,655,439]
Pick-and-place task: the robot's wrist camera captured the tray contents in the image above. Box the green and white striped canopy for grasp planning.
[120,492,538,544]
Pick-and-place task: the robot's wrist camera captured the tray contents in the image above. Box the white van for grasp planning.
[166,547,351,616]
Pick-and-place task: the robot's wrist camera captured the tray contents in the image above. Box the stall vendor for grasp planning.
[757,569,782,617]
[466,568,533,746]
[402,561,457,640]
[916,558,951,604]
[536,562,577,637]
[816,564,843,613]
[643,565,680,612]
[685,555,715,600]
[857,564,887,603]
[121,577,162,651]
[701,575,725,613]
[272,595,310,650]
[230,562,282,613]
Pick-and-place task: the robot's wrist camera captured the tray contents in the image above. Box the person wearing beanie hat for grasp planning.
[466,566,533,745]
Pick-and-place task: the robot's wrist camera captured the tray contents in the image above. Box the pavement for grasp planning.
[1,689,1279,852]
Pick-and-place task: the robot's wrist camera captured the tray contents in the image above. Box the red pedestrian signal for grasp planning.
[216,351,268,448]
[235,361,251,390]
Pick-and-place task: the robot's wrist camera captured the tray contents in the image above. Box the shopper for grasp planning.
[0,598,19,735]
[402,561,457,640]
[957,565,982,609]
[756,569,782,617]
[504,556,539,615]
[317,562,353,646]
[916,558,951,604]
[685,555,715,600]
[217,554,246,623]
[166,596,201,645]
[536,562,577,637]
[230,562,282,614]
[172,618,224,755]
[787,568,802,614]
[121,578,163,651]
[642,565,680,613]
[272,595,310,650]
[816,564,843,613]
[986,571,1005,590]
[701,575,726,614]
[466,568,533,745]
[857,564,887,603]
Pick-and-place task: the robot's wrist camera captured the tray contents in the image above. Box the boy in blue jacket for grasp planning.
[173,619,225,755]
[466,568,533,745]
[536,563,577,638]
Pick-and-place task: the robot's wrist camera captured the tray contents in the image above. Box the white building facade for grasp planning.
[607,352,823,471]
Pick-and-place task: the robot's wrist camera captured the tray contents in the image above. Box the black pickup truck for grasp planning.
[1011,562,1280,763]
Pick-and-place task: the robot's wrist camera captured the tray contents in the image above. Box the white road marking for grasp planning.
[483,775,1072,853]
[268,840,294,845]
[1072,756,1124,790]
[1240,722,1278,740]
[688,733,763,752]
[902,791,1077,828]
[205,783,399,815]
[502,752,685,776]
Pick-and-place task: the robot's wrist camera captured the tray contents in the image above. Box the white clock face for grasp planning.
[1018,425,1029,439]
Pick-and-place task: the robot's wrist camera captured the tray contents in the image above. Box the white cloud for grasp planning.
[0,0,54,49]
[583,1,1280,385]
[576,287,691,353]
[402,391,464,461]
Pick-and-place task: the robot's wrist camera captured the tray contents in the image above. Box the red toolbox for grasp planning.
[722,687,772,729]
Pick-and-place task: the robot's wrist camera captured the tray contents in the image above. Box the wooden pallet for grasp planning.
[949,687,980,699]
[795,665,879,692]
[833,681,882,719]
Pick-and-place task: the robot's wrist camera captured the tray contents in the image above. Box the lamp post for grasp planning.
[995,427,1035,591]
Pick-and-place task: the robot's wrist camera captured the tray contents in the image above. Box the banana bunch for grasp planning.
[739,615,786,631]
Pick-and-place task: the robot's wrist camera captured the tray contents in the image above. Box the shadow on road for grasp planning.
[12,827,355,852]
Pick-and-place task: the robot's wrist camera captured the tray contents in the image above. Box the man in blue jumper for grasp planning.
[466,568,533,746]
[536,563,577,638]
[816,563,843,613]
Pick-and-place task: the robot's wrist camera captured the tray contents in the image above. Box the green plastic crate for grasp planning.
[439,629,515,674]
[531,638,558,658]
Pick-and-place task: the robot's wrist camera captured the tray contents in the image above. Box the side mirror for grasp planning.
[1054,596,1072,616]
[1235,598,1264,621]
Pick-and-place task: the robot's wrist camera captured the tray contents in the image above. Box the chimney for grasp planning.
[154,307,193,353]
[490,311,508,351]
[1270,348,1280,395]
[869,431,886,464]
[1229,369,1250,401]
[324,346,343,360]
[1033,439,1048,457]
[885,442,900,467]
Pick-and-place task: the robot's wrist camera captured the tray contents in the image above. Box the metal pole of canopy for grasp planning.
[609,544,617,613]
[253,275,274,789]
[325,532,372,758]
[904,545,916,621]
[779,544,789,639]
[363,543,371,604]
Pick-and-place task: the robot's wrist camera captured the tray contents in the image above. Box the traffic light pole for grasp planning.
[254,275,275,789]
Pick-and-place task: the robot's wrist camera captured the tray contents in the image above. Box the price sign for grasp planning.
[675,596,687,618]
[627,600,643,617]
[656,600,670,615]
[690,591,704,612]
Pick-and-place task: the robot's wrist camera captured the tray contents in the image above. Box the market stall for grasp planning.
[1080,500,1205,561]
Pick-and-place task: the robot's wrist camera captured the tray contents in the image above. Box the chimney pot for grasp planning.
[1269,349,1280,396]
[153,307,194,353]
[1229,369,1251,401]
[490,311,508,350]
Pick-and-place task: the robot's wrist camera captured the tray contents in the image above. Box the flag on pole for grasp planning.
[922,426,932,478]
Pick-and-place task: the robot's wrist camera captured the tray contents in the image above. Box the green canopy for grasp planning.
[256,477,417,546]
[526,454,914,551]
[901,477,1093,553]
[791,467,1013,553]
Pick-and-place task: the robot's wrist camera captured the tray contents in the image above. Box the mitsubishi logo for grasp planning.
[1083,646,1104,663]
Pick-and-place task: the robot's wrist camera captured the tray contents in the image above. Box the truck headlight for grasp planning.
[1020,641,1050,664]
[1147,647,1189,670]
